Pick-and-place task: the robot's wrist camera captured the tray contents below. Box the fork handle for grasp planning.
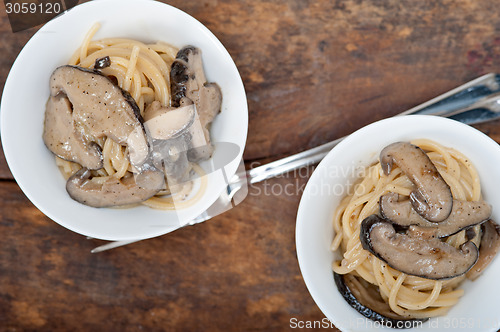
[246,73,500,184]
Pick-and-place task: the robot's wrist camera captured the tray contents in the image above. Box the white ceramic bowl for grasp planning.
[296,115,500,331]
[0,0,248,240]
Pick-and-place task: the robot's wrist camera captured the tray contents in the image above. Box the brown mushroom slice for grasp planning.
[334,272,427,327]
[66,168,164,208]
[380,142,453,222]
[380,193,491,237]
[144,103,195,140]
[360,215,479,280]
[186,104,215,163]
[467,220,500,280]
[170,46,222,161]
[43,95,103,170]
[46,65,149,168]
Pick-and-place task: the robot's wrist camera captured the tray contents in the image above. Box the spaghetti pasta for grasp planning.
[331,139,484,319]
[54,23,207,209]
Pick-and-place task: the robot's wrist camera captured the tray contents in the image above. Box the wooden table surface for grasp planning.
[2,0,500,331]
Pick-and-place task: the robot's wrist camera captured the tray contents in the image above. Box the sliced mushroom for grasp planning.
[44,65,149,168]
[144,102,195,140]
[43,94,103,169]
[94,56,111,70]
[143,101,196,185]
[380,193,491,237]
[170,46,222,161]
[334,272,427,327]
[66,168,164,208]
[467,220,500,280]
[360,214,479,280]
[380,142,453,222]
[151,136,191,185]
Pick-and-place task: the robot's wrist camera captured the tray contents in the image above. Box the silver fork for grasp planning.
[91,72,500,253]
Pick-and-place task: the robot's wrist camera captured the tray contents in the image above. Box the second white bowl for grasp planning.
[296,115,500,331]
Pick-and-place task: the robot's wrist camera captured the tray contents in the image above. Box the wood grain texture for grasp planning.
[0,176,327,331]
[1,0,500,331]
[173,0,500,160]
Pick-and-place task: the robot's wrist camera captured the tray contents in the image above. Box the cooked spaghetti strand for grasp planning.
[332,139,484,319]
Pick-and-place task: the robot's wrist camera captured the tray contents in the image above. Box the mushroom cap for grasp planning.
[143,102,197,186]
[467,220,500,280]
[334,272,428,327]
[380,192,492,238]
[380,142,453,222]
[170,46,222,162]
[43,95,103,170]
[45,65,149,169]
[66,168,165,208]
[151,136,191,185]
[144,103,196,140]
